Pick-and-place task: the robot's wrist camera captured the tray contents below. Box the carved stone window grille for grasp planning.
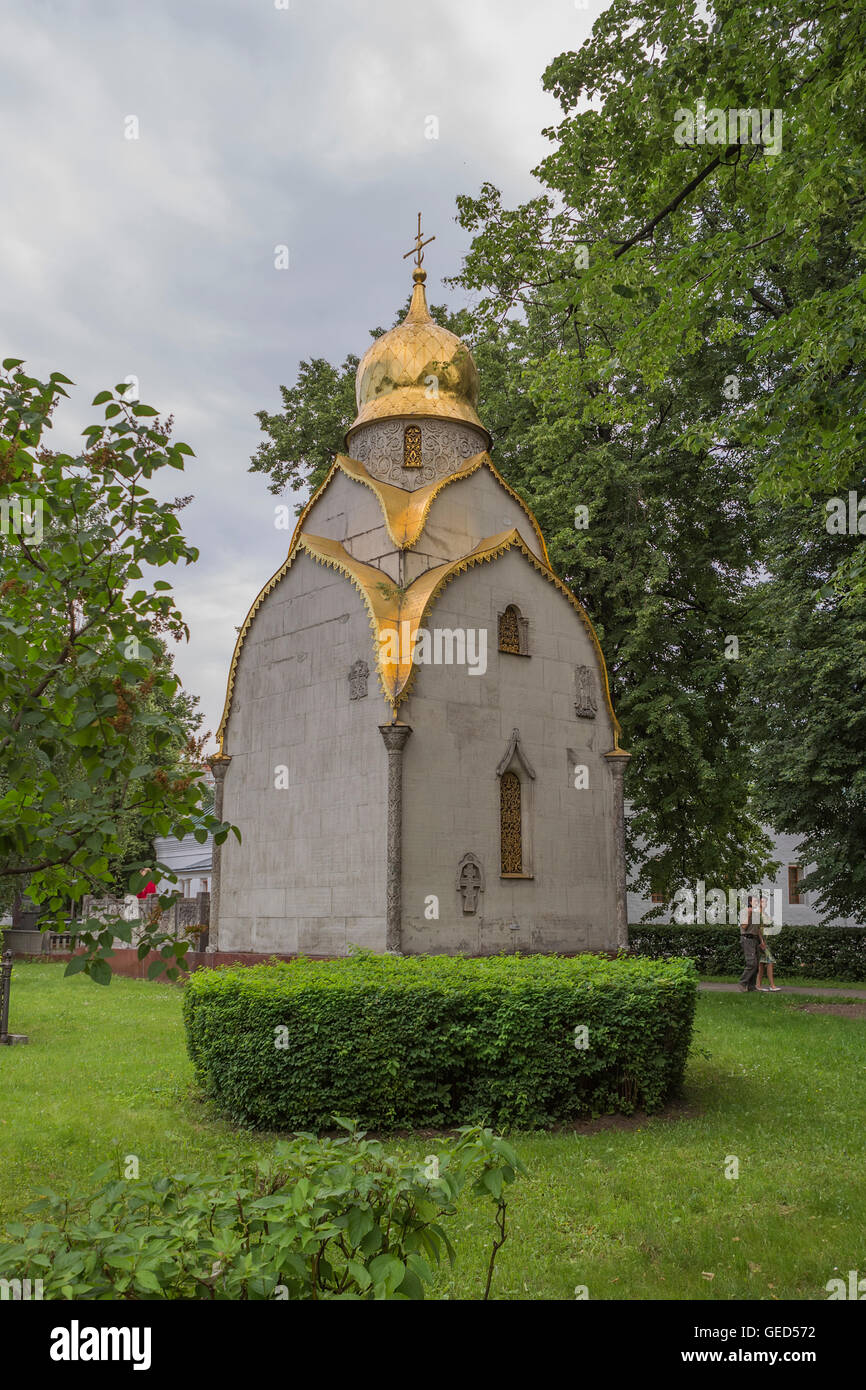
[499,605,520,653]
[498,604,528,655]
[403,424,422,469]
[500,771,523,874]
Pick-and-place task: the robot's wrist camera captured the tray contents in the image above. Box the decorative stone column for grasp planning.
[378,723,412,953]
[604,749,632,952]
[206,753,232,953]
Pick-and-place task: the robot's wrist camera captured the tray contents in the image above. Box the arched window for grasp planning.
[500,770,523,874]
[497,729,535,878]
[498,604,528,655]
[403,424,422,469]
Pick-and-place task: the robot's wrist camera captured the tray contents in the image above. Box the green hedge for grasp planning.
[182,952,698,1131]
[628,923,866,981]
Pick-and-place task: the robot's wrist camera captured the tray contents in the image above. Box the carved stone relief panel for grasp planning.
[456,852,484,914]
[574,664,598,719]
[350,419,486,489]
[348,659,369,700]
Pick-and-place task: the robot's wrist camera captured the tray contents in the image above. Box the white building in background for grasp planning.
[151,766,215,900]
[153,832,213,899]
[627,817,864,927]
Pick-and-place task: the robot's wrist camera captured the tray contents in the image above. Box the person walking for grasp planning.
[738,895,763,992]
[756,895,781,991]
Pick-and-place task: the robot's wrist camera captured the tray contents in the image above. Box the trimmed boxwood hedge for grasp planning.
[628,923,866,981]
[182,952,698,1131]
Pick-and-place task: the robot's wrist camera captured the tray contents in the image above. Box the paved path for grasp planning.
[699,982,866,999]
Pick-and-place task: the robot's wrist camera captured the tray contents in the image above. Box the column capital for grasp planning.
[378,722,413,752]
[604,748,631,770]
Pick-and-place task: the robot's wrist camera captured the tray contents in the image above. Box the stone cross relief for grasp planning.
[456,853,484,914]
[574,664,598,719]
[348,659,369,700]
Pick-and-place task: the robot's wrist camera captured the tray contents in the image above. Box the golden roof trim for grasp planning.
[335,451,484,549]
[299,529,622,742]
[391,527,623,742]
[482,456,552,568]
[213,457,349,750]
[334,450,549,560]
[216,469,619,747]
[296,534,455,707]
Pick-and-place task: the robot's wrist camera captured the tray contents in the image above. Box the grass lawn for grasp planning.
[2,962,864,1300]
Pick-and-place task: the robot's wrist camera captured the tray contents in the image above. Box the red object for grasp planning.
[136,881,157,899]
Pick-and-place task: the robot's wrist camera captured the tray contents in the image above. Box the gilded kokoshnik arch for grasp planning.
[215,448,559,748]
[216,517,621,744]
[212,220,630,960]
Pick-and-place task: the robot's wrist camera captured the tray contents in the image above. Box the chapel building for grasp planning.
[209,241,630,957]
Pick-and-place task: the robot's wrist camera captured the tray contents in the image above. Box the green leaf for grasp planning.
[89,958,112,987]
[346,1206,374,1247]
[346,1259,372,1291]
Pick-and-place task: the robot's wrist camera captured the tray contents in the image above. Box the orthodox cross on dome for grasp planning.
[402,211,435,272]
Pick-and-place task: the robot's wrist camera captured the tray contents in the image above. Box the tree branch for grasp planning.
[611,150,735,259]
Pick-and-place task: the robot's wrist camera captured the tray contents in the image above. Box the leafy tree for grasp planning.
[247,1,865,916]
[525,0,866,574]
[739,503,866,920]
[449,0,865,912]
[0,360,237,980]
[250,353,358,501]
[101,638,209,898]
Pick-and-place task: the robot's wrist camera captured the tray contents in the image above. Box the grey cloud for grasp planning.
[0,0,596,737]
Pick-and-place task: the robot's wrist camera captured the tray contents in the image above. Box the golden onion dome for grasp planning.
[347,266,488,441]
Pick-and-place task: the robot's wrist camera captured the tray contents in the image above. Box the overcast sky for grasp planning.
[1,0,600,740]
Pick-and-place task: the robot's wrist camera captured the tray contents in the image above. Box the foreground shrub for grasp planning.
[182,951,698,1130]
[628,923,866,981]
[0,1124,523,1300]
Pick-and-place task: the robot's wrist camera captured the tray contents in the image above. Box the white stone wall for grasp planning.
[300,464,546,582]
[304,470,398,580]
[219,551,388,953]
[403,466,546,581]
[399,549,621,954]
